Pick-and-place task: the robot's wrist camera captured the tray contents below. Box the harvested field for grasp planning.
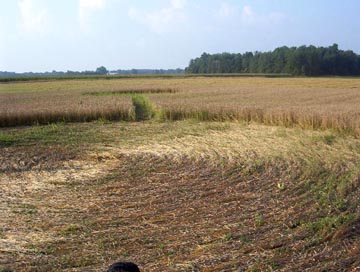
[1,77,360,134]
[1,121,360,271]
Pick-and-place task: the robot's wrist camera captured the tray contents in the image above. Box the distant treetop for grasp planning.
[95,66,109,75]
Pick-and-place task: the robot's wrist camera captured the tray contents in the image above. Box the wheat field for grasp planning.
[1,77,360,133]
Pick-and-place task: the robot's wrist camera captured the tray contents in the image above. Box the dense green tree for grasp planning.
[186,44,360,76]
[95,66,108,75]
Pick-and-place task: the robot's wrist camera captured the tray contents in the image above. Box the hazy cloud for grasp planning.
[0,17,3,52]
[241,5,285,25]
[18,0,49,34]
[215,3,284,26]
[135,38,147,50]
[128,0,188,34]
[241,5,255,23]
[218,2,236,18]
[268,12,286,24]
[171,0,186,9]
[78,0,106,27]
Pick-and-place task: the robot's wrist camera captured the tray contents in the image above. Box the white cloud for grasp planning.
[18,0,49,34]
[78,0,106,27]
[241,5,285,25]
[241,5,255,23]
[171,0,186,9]
[128,0,188,34]
[128,7,138,20]
[215,3,284,26]
[218,2,236,18]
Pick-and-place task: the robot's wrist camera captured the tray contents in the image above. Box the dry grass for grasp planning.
[1,77,360,134]
[1,121,360,271]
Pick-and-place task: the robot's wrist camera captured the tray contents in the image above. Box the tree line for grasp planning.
[185,44,360,76]
[0,67,184,77]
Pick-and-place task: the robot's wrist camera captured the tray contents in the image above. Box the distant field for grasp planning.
[0,73,291,83]
[1,77,360,134]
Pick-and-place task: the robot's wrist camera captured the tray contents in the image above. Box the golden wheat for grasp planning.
[1,77,360,133]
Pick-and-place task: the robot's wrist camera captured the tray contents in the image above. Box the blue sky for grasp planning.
[1,0,360,72]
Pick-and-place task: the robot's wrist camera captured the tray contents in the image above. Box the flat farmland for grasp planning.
[1,77,360,134]
[1,77,360,271]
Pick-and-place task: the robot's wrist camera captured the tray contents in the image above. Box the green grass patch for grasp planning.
[0,124,74,146]
[311,133,337,145]
[132,94,156,121]
[308,214,356,237]
[59,224,84,237]
[0,131,20,147]
[0,267,13,272]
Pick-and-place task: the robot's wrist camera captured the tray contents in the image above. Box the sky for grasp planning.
[0,0,360,72]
